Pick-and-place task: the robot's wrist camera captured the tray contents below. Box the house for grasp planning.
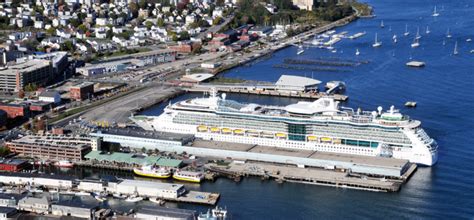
[56,29,72,38]
[38,90,61,104]
[248,26,273,37]
[96,17,108,26]
[17,195,51,214]
[0,193,25,208]
[95,27,108,39]
[34,20,44,29]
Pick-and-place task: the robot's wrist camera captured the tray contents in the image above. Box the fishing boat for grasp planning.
[53,160,74,168]
[113,193,127,199]
[425,26,430,34]
[372,33,382,47]
[404,24,410,36]
[392,34,398,43]
[133,165,171,179]
[125,195,143,203]
[453,41,459,55]
[198,206,228,220]
[149,197,166,206]
[411,38,420,48]
[380,20,384,28]
[173,170,204,183]
[446,28,452,38]
[92,192,107,202]
[355,49,360,56]
[432,5,440,17]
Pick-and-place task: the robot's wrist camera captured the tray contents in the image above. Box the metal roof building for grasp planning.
[275,75,322,92]
[84,151,182,168]
[135,206,196,220]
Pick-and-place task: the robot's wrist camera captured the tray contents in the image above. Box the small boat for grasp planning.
[372,33,382,47]
[92,192,107,202]
[411,38,420,48]
[425,26,431,34]
[466,38,472,42]
[453,41,459,55]
[54,160,74,168]
[405,102,417,107]
[355,48,360,56]
[446,28,452,38]
[443,39,446,46]
[198,206,228,220]
[296,44,305,55]
[415,27,421,40]
[380,20,384,28]
[432,5,440,17]
[75,191,90,196]
[388,26,392,31]
[406,61,425,67]
[392,34,397,43]
[470,49,474,53]
[125,195,143,203]
[173,170,204,183]
[133,165,171,179]
[404,24,410,36]
[149,197,166,206]
[113,193,126,199]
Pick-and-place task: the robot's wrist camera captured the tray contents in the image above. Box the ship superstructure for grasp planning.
[132,89,438,166]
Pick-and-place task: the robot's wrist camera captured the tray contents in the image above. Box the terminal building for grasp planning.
[275,75,321,92]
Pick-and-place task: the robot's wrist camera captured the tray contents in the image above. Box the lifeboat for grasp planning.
[320,137,332,143]
[197,125,208,132]
[333,138,342,144]
[276,133,287,139]
[221,128,232,134]
[261,132,274,138]
[247,130,260,137]
[307,136,318,141]
[210,127,220,133]
[233,129,244,135]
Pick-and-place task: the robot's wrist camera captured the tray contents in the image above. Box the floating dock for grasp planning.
[164,191,220,205]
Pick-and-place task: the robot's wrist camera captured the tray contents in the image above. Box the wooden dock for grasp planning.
[165,190,220,205]
[207,161,415,192]
[185,87,348,101]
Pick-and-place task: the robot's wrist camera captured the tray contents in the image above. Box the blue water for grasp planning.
[142,0,474,218]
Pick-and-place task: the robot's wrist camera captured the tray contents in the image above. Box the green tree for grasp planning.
[179,31,190,40]
[61,41,75,52]
[46,27,56,35]
[78,24,88,33]
[145,21,153,30]
[157,18,165,27]
[212,16,223,25]
[106,29,113,39]
[129,2,139,18]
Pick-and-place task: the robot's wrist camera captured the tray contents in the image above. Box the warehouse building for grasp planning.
[51,201,98,219]
[17,195,51,214]
[135,206,196,220]
[0,173,74,189]
[0,159,30,172]
[69,82,94,101]
[5,135,95,161]
[275,75,321,93]
[84,151,182,168]
[111,179,185,199]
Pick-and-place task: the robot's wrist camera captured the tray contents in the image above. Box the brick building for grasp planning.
[0,103,29,118]
[0,159,30,172]
[70,82,94,101]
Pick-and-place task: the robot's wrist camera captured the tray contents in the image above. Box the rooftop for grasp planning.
[84,151,182,168]
[118,179,184,191]
[137,206,195,218]
[0,59,50,76]
[92,127,193,143]
[181,73,214,82]
[275,75,322,87]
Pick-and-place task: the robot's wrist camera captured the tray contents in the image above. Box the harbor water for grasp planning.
[78,0,474,219]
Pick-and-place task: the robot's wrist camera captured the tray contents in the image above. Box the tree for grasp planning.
[106,29,113,39]
[129,2,139,18]
[212,16,223,25]
[78,24,88,33]
[61,41,75,52]
[46,27,56,35]
[0,147,10,157]
[145,21,153,30]
[179,31,190,40]
[157,18,165,27]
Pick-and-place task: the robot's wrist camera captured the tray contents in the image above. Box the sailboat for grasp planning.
[443,39,446,46]
[425,26,430,34]
[446,28,452,38]
[389,26,392,31]
[411,37,420,48]
[415,27,421,40]
[432,6,440,17]
[380,20,385,28]
[404,24,410,36]
[296,44,305,55]
[392,34,398,43]
[355,48,360,56]
[372,33,382,47]
[453,41,459,55]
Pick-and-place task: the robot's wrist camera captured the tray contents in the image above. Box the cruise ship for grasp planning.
[132,89,438,166]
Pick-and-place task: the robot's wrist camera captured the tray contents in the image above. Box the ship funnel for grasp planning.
[221,93,226,100]
[390,105,395,114]
[377,106,383,115]
[371,111,377,119]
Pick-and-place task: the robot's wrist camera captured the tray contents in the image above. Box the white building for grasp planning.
[38,90,61,104]
[111,180,185,199]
